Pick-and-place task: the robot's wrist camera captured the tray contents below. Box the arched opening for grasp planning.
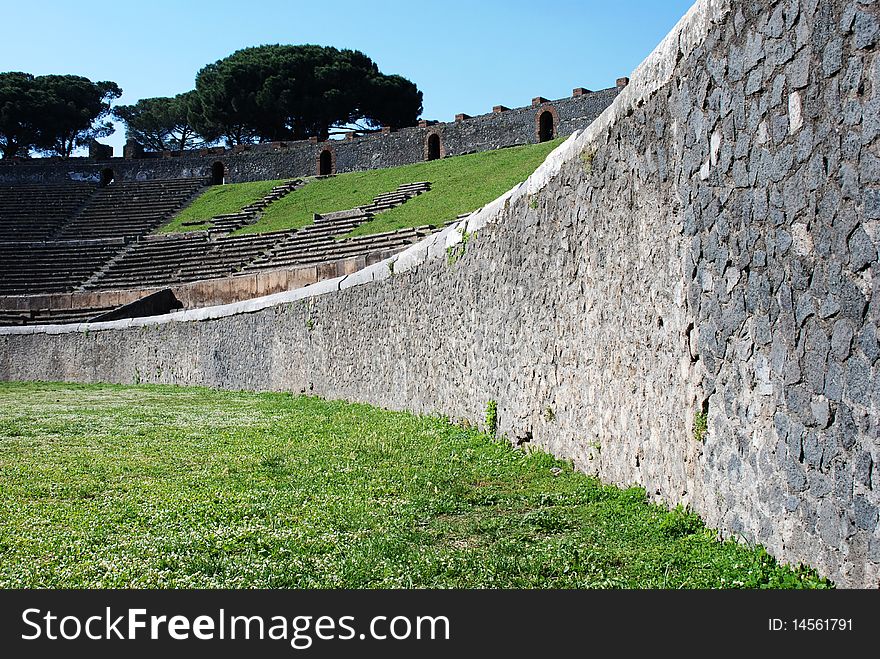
[538,110,555,143]
[211,161,225,185]
[426,133,441,161]
[318,149,333,176]
[99,168,115,187]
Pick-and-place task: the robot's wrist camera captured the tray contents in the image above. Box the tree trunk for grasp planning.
[292,117,306,141]
[1,141,20,159]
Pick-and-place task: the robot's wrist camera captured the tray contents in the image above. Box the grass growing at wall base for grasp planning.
[0,382,830,589]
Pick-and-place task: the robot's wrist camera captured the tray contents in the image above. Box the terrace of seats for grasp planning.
[83,181,438,291]
[0,183,97,241]
[0,177,209,296]
[0,305,115,326]
[0,176,445,325]
[54,178,207,240]
[0,239,125,295]
[244,182,432,271]
[80,231,281,290]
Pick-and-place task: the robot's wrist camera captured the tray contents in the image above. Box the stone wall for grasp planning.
[0,88,620,185]
[1,0,878,587]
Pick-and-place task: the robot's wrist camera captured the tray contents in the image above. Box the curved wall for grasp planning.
[1,0,878,586]
[0,89,619,185]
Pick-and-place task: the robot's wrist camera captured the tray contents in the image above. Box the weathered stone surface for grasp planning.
[831,319,855,360]
[0,0,877,588]
[854,496,879,532]
[822,38,844,76]
[855,451,874,487]
[854,10,879,49]
[866,189,880,220]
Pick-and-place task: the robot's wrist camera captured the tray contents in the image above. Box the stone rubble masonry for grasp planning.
[0,88,620,185]
[1,0,879,587]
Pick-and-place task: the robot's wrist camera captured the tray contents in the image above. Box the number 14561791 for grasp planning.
[769,619,853,631]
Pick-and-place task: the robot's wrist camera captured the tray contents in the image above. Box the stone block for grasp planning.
[845,355,871,401]
[865,188,880,220]
[855,10,880,49]
[855,452,874,488]
[854,496,878,531]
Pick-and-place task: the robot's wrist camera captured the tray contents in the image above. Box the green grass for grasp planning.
[161,178,286,232]
[338,140,564,238]
[256,140,562,237]
[0,382,830,589]
[162,141,561,237]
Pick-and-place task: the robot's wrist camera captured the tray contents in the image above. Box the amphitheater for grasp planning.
[1,0,878,588]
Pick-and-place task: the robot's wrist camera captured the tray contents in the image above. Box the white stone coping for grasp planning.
[0,0,720,337]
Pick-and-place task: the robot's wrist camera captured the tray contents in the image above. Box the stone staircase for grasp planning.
[359,181,431,214]
[245,181,432,271]
[181,179,305,234]
[36,180,441,295]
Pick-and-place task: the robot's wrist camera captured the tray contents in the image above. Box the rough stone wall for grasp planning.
[1,0,878,587]
[687,0,880,588]
[0,89,619,185]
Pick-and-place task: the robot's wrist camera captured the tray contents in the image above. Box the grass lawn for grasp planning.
[161,140,563,237]
[0,382,829,589]
[244,140,563,237]
[160,178,286,233]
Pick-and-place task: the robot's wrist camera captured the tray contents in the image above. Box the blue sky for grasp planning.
[0,0,694,154]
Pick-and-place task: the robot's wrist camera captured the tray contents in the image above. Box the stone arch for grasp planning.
[317,148,336,176]
[536,106,558,143]
[211,161,226,185]
[99,167,115,187]
[425,131,444,161]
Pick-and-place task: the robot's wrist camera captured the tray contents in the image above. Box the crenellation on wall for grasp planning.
[0,87,621,185]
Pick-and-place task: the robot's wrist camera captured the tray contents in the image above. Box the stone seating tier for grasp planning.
[54,178,207,240]
[0,183,97,241]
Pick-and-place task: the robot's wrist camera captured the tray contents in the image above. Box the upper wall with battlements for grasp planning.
[0,85,623,186]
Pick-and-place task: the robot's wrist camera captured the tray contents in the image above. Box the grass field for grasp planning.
[161,140,562,237]
[161,178,286,232]
[0,382,829,589]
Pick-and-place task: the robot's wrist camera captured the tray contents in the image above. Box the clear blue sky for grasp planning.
[0,0,694,155]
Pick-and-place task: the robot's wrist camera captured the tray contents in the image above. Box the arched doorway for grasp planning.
[99,168,115,187]
[537,110,555,142]
[318,149,333,176]
[426,133,441,161]
[211,161,225,185]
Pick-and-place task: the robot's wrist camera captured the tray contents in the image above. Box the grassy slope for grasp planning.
[343,139,564,238]
[161,179,285,232]
[158,140,562,237]
[241,140,563,237]
[0,382,828,589]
